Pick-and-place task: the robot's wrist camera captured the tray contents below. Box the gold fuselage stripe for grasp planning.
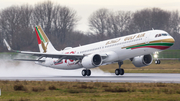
[122,38,174,49]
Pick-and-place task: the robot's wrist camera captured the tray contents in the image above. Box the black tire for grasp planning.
[87,70,91,76]
[158,60,161,64]
[82,69,87,76]
[155,60,157,64]
[155,60,158,64]
[120,69,124,75]
[115,69,120,75]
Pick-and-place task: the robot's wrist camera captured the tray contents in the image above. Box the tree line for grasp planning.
[0,1,180,52]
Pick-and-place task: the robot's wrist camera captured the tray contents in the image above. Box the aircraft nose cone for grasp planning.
[171,37,175,44]
[166,37,175,44]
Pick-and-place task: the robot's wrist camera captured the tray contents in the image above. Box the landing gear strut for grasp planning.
[154,51,161,64]
[115,61,124,75]
[82,69,91,76]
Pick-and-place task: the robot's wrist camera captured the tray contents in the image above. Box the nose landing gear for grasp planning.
[154,51,161,64]
[155,60,161,64]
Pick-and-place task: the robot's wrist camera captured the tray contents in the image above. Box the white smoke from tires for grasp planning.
[0,54,111,77]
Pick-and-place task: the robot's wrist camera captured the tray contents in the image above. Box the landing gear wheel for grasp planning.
[82,69,91,76]
[82,69,87,76]
[120,69,124,75]
[115,69,120,75]
[155,60,161,64]
[87,70,91,76]
[115,69,124,75]
[155,60,158,64]
[158,60,161,64]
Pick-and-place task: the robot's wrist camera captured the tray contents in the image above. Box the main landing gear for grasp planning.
[82,69,91,76]
[115,61,124,75]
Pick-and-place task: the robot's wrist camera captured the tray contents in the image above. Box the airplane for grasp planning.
[3,26,175,76]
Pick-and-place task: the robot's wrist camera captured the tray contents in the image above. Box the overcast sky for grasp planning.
[0,0,180,32]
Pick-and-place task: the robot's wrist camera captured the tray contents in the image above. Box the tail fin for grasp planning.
[35,26,57,53]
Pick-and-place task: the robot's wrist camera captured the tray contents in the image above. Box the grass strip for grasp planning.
[0,81,180,101]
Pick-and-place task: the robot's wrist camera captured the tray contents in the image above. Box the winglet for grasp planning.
[3,39,19,52]
[3,39,12,51]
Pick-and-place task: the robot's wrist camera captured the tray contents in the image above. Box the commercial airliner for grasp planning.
[3,26,175,76]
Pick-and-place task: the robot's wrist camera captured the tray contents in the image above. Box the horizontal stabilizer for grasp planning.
[14,59,45,62]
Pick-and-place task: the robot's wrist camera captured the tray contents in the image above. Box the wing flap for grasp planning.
[14,59,45,62]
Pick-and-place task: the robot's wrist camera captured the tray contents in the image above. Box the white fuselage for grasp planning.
[37,30,174,70]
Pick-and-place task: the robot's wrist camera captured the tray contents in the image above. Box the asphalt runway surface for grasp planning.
[1,73,180,83]
[0,60,180,83]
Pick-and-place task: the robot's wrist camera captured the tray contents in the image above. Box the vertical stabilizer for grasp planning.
[35,26,57,53]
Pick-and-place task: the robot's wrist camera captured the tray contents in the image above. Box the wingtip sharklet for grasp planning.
[3,39,20,52]
[3,39,12,51]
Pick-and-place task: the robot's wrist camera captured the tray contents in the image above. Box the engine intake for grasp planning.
[81,54,102,68]
[132,54,153,67]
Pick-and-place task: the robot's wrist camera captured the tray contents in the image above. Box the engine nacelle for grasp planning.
[81,54,102,68]
[132,54,153,67]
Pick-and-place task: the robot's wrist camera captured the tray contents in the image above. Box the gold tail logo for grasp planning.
[41,41,49,53]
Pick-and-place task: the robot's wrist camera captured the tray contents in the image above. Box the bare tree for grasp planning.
[0,5,37,51]
[32,1,54,35]
[0,6,21,49]
[107,11,132,38]
[130,8,171,32]
[168,10,180,34]
[52,6,78,44]
[89,8,110,39]
[89,9,132,39]
[17,5,36,50]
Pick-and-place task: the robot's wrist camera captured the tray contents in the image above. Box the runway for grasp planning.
[0,60,180,83]
[1,73,180,83]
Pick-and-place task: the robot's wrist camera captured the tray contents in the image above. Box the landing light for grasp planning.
[154,54,158,58]
[153,51,159,58]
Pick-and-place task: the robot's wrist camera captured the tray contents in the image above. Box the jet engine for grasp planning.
[132,54,153,67]
[81,54,102,68]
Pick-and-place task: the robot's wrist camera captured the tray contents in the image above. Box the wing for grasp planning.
[19,51,84,60]
[3,39,84,60]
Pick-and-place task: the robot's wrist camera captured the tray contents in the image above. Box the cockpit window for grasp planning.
[155,33,170,38]
[162,34,167,36]
[162,33,170,36]
[155,34,158,37]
